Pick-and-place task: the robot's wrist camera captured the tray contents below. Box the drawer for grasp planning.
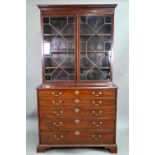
[39,107,115,118]
[38,89,115,98]
[40,118,115,130]
[39,98,115,108]
[40,130,115,144]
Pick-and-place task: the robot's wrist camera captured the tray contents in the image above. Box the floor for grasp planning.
[26,118,128,155]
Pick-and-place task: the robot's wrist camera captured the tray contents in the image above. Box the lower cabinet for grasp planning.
[37,86,117,153]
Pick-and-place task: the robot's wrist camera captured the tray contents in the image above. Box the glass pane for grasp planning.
[80,16,112,81]
[43,16,75,81]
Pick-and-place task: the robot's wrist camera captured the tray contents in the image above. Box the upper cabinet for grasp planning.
[38,5,116,84]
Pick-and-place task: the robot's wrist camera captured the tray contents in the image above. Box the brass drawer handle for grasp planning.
[52,92,62,96]
[92,121,103,127]
[52,121,63,127]
[92,110,102,116]
[74,90,80,95]
[91,134,102,139]
[54,134,64,140]
[92,91,103,97]
[52,100,62,105]
[52,110,63,115]
[92,100,103,106]
[74,130,80,135]
[74,98,80,104]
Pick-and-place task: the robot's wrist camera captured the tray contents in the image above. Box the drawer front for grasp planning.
[39,98,115,108]
[39,107,115,118]
[38,89,115,98]
[40,130,115,144]
[40,118,115,130]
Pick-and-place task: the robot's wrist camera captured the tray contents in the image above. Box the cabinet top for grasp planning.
[37,4,117,13]
[37,4,117,9]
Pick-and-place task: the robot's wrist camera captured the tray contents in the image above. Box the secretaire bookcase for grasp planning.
[36,4,118,153]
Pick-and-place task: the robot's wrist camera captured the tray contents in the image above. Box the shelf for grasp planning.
[80,51,110,53]
[44,34,74,36]
[44,34,111,37]
[50,51,74,54]
[80,67,110,69]
[80,34,111,36]
[45,67,74,69]
[44,51,110,56]
[44,50,109,53]
[45,67,110,69]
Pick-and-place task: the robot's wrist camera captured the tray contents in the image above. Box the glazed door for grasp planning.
[43,16,76,82]
[79,15,113,81]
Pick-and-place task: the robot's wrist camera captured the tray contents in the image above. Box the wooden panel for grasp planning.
[38,89,116,98]
[40,130,115,144]
[40,118,115,130]
[39,107,115,118]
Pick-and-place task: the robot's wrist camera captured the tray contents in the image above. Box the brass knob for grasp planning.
[59,121,63,125]
[99,134,102,138]
[74,99,80,104]
[92,101,95,104]
[59,92,62,95]
[53,122,56,125]
[92,110,95,114]
[59,100,62,103]
[99,100,102,104]
[92,121,96,125]
[74,90,80,95]
[52,92,55,95]
[99,121,103,125]
[52,100,55,103]
[52,111,56,114]
[60,110,63,114]
[92,135,95,138]
[92,91,95,95]
[99,92,102,95]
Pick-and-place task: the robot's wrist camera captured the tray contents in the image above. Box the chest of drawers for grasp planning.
[37,84,118,153]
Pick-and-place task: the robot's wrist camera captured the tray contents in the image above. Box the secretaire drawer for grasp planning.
[39,107,115,118]
[39,98,115,108]
[40,130,115,144]
[40,118,115,130]
[38,89,116,98]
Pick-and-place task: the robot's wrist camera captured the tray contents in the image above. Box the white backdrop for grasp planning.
[26,0,129,155]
